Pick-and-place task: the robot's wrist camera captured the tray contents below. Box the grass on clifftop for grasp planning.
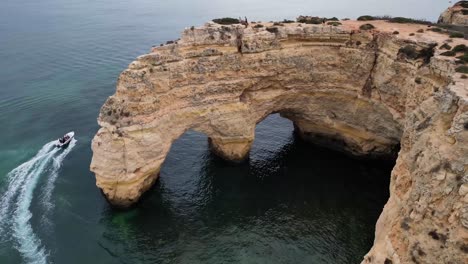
[389,17,431,25]
[212,17,239,25]
[357,15,431,25]
[434,24,468,36]
[296,16,339,24]
[440,42,468,65]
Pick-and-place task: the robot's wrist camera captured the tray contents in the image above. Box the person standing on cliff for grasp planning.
[239,17,249,28]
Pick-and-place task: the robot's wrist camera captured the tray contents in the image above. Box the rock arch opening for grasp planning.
[130,114,394,263]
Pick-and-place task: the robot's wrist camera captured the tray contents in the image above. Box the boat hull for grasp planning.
[56,131,74,148]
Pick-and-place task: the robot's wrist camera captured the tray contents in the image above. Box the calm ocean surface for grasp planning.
[0,1,448,263]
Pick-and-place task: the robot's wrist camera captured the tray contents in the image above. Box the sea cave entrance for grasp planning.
[131,114,394,263]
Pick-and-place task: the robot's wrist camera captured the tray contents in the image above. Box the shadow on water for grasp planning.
[95,115,393,264]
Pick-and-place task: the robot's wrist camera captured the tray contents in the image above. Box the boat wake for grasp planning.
[0,139,76,264]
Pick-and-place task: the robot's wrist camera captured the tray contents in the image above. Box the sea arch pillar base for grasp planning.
[208,137,253,162]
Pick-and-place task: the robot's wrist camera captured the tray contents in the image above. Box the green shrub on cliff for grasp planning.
[357,15,375,21]
[212,18,239,25]
[389,17,431,25]
[297,16,323,24]
[356,15,431,25]
[440,51,456,56]
[327,21,342,26]
[297,16,340,24]
[398,45,418,60]
[439,43,452,50]
[453,44,467,52]
[360,23,375,30]
[456,65,468,73]
[429,27,443,33]
[457,53,468,63]
[449,32,465,38]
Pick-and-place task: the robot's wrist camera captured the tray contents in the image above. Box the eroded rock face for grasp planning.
[91,21,468,263]
[438,1,468,26]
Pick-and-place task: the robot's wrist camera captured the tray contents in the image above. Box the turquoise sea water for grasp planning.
[0,1,448,263]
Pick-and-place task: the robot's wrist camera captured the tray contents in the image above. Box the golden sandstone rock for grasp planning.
[438,1,468,26]
[91,20,468,263]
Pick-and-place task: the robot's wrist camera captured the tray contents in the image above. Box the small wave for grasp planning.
[0,138,77,264]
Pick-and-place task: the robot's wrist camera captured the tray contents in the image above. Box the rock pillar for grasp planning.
[208,137,253,161]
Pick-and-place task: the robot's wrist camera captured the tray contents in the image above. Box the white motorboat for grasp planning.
[56,132,74,148]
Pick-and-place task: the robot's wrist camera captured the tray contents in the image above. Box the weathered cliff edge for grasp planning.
[91,20,468,263]
[438,1,468,26]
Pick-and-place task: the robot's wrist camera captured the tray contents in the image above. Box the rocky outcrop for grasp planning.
[438,1,468,26]
[91,20,468,263]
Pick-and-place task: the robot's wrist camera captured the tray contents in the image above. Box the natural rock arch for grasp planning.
[91,21,467,263]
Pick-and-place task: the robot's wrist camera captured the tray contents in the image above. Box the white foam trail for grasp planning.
[0,141,56,237]
[0,138,77,264]
[40,139,77,229]
[12,149,56,264]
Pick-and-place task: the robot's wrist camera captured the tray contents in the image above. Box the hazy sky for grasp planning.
[201,0,453,22]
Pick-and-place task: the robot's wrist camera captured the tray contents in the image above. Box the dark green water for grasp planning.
[0,1,447,263]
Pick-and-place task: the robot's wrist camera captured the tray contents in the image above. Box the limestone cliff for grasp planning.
[91,20,468,263]
[438,1,468,26]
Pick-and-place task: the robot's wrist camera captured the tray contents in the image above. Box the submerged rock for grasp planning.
[90,19,468,264]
